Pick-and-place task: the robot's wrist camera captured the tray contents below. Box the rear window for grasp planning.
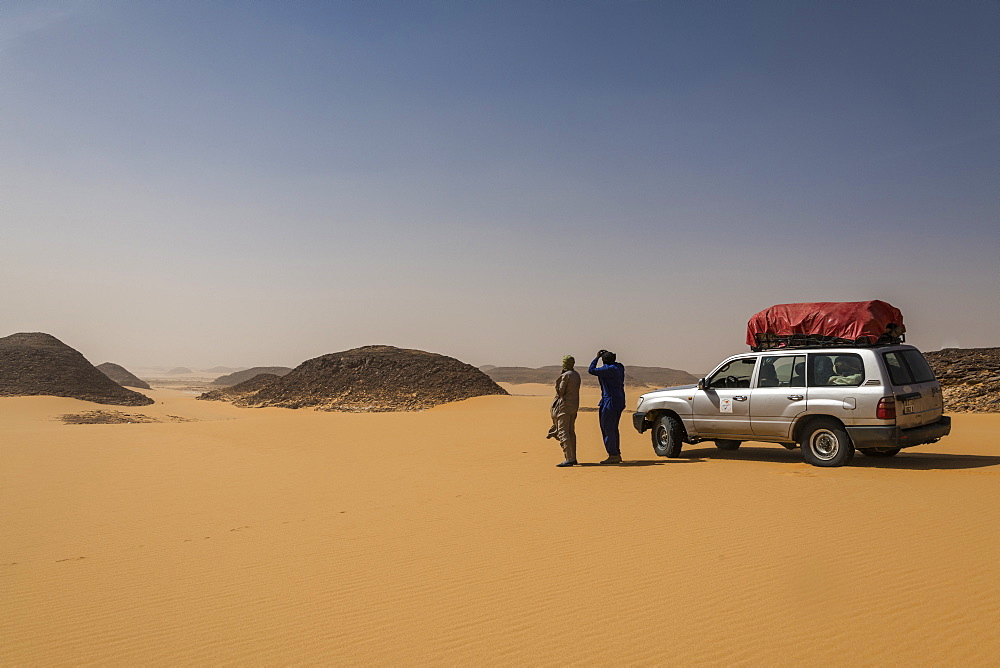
[883,350,937,385]
[902,350,936,383]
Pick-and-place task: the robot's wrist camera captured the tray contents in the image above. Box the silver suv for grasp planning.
[632,345,951,467]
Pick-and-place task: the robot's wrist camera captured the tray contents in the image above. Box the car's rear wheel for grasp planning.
[652,415,683,458]
[800,418,854,467]
[859,447,901,458]
[715,440,741,451]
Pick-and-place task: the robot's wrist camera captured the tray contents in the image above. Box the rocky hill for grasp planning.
[167,367,194,375]
[925,347,1000,413]
[96,362,152,390]
[0,333,153,406]
[212,366,293,386]
[197,373,281,403]
[230,345,508,412]
[484,364,697,388]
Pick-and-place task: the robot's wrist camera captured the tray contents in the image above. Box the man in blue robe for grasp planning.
[589,350,626,464]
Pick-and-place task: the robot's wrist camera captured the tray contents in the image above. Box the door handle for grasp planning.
[733,395,747,401]
[787,394,804,401]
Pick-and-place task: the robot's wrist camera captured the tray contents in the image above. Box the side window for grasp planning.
[708,358,758,389]
[810,353,865,387]
[758,355,805,388]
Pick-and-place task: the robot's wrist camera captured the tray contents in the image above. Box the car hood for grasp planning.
[663,383,698,390]
[652,383,697,393]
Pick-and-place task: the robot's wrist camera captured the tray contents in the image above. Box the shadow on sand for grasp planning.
[679,445,1000,472]
[577,458,706,467]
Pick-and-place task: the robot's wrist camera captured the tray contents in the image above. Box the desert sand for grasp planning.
[2,384,999,665]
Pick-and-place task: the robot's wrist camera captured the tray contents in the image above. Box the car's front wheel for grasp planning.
[800,418,854,467]
[859,447,901,458]
[715,440,741,451]
[652,415,684,458]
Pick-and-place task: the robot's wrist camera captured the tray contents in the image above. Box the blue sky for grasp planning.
[1,0,997,371]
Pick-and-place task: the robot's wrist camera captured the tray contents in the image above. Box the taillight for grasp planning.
[876,397,896,420]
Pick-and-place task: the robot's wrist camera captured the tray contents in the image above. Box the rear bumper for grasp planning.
[846,415,951,449]
[633,412,648,433]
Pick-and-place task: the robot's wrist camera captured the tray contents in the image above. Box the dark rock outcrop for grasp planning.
[61,410,159,424]
[197,373,281,403]
[484,364,698,388]
[232,345,508,412]
[0,333,153,406]
[925,347,1000,413]
[212,366,293,386]
[96,362,152,390]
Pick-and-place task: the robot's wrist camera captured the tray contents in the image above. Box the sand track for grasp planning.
[2,388,998,665]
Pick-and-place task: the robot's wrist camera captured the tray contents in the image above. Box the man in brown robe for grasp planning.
[547,355,581,467]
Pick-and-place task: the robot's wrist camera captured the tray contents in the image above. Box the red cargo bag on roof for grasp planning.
[746,300,905,350]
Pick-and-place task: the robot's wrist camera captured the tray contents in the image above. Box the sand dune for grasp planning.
[2,387,998,665]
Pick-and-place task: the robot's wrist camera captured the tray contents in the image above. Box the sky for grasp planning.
[1,0,998,373]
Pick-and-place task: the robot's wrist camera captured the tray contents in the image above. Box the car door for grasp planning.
[692,356,757,438]
[750,354,807,440]
[806,351,867,424]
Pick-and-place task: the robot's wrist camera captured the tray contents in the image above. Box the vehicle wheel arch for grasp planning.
[645,409,690,442]
[792,414,847,445]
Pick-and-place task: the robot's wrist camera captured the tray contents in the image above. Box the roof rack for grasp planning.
[751,333,905,352]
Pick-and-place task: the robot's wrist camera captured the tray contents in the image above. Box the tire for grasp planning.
[859,447,901,458]
[652,415,684,458]
[715,440,741,451]
[799,418,854,467]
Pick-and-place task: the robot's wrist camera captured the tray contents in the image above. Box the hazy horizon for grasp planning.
[2,1,997,373]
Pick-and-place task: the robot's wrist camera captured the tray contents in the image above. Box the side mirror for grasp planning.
[697,378,706,391]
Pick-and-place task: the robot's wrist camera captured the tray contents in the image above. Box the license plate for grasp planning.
[903,402,914,414]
